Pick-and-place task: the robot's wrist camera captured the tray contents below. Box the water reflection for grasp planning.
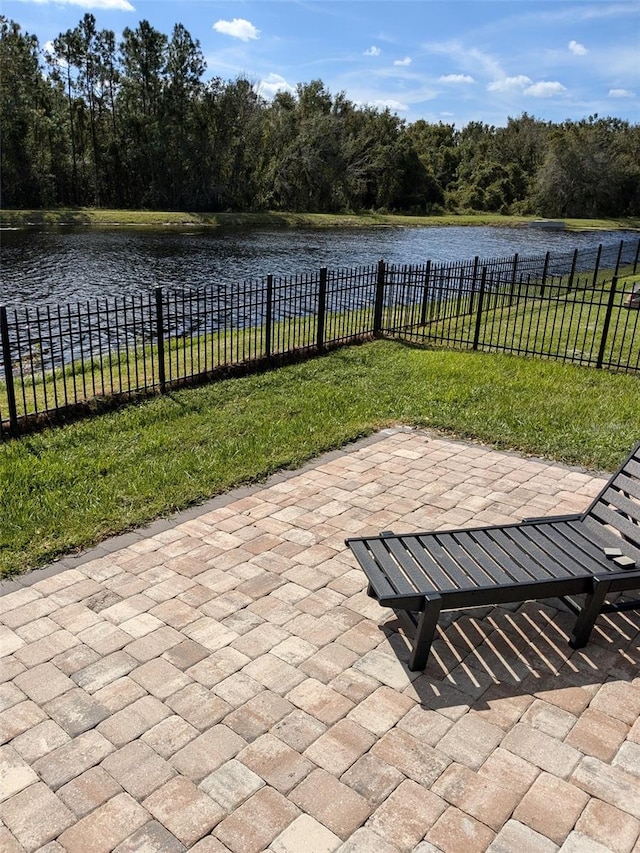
[0,225,632,310]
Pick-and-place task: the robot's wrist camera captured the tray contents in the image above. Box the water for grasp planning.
[0,224,633,310]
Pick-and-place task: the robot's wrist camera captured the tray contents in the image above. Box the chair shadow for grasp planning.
[376,595,640,714]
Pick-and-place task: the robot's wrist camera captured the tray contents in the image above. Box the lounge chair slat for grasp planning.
[609,471,640,502]
[590,503,640,548]
[463,529,539,584]
[401,536,471,591]
[366,538,418,596]
[546,520,614,563]
[347,540,397,599]
[513,524,603,577]
[492,527,579,580]
[516,524,605,576]
[433,534,505,587]
[600,487,640,525]
[385,537,449,593]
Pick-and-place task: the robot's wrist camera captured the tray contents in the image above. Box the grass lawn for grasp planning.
[2,339,639,577]
[2,208,640,231]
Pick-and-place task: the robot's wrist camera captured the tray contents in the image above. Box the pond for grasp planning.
[0,224,634,311]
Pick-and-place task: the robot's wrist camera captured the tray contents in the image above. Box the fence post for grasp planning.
[509,253,519,303]
[472,267,487,351]
[468,256,480,316]
[614,240,624,277]
[0,306,19,436]
[596,278,618,369]
[265,274,273,358]
[633,237,640,275]
[592,244,603,289]
[567,248,578,291]
[419,260,431,326]
[540,251,550,297]
[373,259,386,336]
[154,287,166,393]
[317,267,327,353]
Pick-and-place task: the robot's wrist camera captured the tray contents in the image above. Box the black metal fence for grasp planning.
[1,238,639,438]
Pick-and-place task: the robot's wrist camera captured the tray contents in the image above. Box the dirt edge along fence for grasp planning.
[1,238,639,439]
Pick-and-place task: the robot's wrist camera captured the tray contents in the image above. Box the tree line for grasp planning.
[2,14,639,218]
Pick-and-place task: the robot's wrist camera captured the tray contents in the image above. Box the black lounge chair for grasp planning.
[346,441,640,671]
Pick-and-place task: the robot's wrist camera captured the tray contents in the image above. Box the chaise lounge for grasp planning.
[346,440,640,671]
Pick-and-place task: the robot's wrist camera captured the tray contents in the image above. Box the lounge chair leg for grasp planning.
[409,593,442,671]
[570,577,611,649]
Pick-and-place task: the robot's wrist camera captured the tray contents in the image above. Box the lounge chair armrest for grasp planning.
[522,512,583,524]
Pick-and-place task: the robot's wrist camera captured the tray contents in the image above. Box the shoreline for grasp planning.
[2,209,639,232]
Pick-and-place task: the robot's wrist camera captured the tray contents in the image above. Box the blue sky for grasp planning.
[6,0,640,127]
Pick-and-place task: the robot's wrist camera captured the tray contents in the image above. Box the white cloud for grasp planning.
[525,81,567,97]
[609,88,635,97]
[568,40,588,55]
[393,57,412,67]
[258,73,295,99]
[439,74,475,84]
[487,75,532,92]
[43,40,68,65]
[213,18,260,42]
[22,0,134,7]
[364,46,381,57]
[426,40,504,81]
[370,98,409,112]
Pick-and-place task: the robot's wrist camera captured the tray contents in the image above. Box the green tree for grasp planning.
[118,20,167,206]
[534,117,634,217]
[215,78,265,210]
[161,23,206,207]
[0,18,56,206]
[406,120,459,206]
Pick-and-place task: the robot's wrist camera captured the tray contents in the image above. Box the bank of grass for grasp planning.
[2,208,640,231]
[2,338,639,577]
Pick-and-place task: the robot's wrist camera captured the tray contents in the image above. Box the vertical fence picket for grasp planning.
[472,268,487,351]
[540,251,550,297]
[373,259,386,335]
[419,260,432,325]
[614,241,624,277]
[596,278,618,369]
[468,257,480,317]
[510,254,519,305]
[155,287,166,393]
[317,267,327,353]
[567,249,578,292]
[0,307,19,436]
[592,244,603,289]
[265,275,273,359]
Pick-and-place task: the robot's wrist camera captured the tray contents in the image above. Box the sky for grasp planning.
[5,0,640,128]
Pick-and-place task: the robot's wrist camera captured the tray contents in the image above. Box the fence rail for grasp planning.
[2,238,639,439]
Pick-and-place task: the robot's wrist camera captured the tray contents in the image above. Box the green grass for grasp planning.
[3,208,640,231]
[2,339,639,577]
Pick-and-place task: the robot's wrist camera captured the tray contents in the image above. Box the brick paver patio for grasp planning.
[1,429,639,852]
